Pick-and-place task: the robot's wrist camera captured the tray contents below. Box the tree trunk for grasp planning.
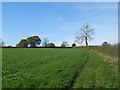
[85,37,88,47]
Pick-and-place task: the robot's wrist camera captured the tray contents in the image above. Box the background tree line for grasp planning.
[1,23,117,48]
[16,36,74,48]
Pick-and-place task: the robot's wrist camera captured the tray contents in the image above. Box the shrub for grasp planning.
[46,43,55,47]
[61,44,66,47]
[72,43,76,47]
[102,42,110,46]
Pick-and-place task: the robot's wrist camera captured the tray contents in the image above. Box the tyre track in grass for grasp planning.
[65,55,89,89]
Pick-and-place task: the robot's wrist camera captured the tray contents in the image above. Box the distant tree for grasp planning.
[102,41,110,46]
[61,44,66,47]
[7,45,13,48]
[62,41,69,47]
[46,43,55,47]
[16,36,41,48]
[42,38,49,47]
[1,42,5,47]
[16,39,28,47]
[0,39,5,47]
[72,43,76,47]
[27,36,41,47]
[75,23,94,46]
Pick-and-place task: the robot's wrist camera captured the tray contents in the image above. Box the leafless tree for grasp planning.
[0,39,5,47]
[42,38,49,47]
[75,23,94,46]
[62,41,69,47]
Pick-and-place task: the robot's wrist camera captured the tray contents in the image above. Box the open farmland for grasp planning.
[2,48,118,88]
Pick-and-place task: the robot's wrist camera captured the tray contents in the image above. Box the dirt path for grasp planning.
[65,55,89,89]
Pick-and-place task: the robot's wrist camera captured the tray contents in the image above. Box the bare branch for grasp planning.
[75,23,95,46]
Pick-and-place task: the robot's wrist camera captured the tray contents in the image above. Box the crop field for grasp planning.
[0,48,2,89]
[2,48,118,88]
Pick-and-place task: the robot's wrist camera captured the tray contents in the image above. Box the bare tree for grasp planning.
[42,38,49,47]
[0,39,5,47]
[75,23,94,46]
[62,41,69,47]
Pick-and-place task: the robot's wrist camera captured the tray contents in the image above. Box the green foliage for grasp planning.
[16,39,28,48]
[16,36,41,48]
[46,43,55,47]
[72,43,76,47]
[27,36,41,47]
[61,44,66,47]
[102,42,110,46]
[73,52,118,88]
[0,48,1,89]
[2,48,118,88]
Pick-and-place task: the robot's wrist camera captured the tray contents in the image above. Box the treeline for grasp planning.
[1,23,95,48]
[0,36,118,49]
[0,23,118,48]
[15,36,76,48]
[2,46,73,48]
[0,36,76,48]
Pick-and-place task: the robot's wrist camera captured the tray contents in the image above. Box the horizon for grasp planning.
[2,2,118,46]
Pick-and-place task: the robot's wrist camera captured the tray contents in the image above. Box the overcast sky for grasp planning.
[2,2,118,46]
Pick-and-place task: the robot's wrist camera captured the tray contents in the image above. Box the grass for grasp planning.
[73,52,118,88]
[2,48,118,88]
[87,45,118,58]
[0,48,2,89]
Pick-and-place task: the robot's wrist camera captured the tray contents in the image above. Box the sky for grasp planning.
[2,2,118,46]
[2,0,119,2]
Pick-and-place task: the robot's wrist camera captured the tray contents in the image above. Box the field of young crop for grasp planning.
[2,48,118,88]
[0,48,2,89]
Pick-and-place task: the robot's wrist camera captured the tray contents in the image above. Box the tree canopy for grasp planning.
[16,39,28,47]
[46,43,55,47]
[27,36,41,47]
[102,42,110,46]
[72,43,76,47]
[61,44,66,47]
[16,36,41,47]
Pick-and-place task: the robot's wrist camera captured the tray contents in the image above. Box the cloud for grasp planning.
[75,3,117,11]
[57,17,62,23]
[54,42,61,46]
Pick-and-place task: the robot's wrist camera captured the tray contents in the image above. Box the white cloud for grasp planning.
[75,3,117,11]
[54,42,61,46]
[57,17,62,23]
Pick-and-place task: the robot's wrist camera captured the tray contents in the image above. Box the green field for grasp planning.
[2,48,118,88]
[0,48,2,89]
